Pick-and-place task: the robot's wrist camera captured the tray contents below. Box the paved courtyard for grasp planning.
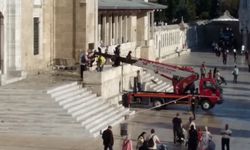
[0,51,250,150]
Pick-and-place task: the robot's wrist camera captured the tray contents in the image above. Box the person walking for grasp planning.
[96,55,106,72]
[79,50,88,79]
[222,50,228,65]
[122,135,133,150]
[233,49,237,63]
[136,132,147,150]
[188,125,198,150]
[136,70,142,92]
[126,51,132,60]
[113,45,121,67]
[208,69,212,78]
[200,62,206,78]
[213,67,217,78]
[201,126,212,150]
[190,97,197,120]
[146,129,160,150]
[232,65,239,83]
[221,124,232,150]
[197,127,203,150]
[102,125,114,150]
[172,113,182,144]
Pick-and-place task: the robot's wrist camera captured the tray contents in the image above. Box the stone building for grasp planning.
[239,0,250,50]
[0,0,98,85]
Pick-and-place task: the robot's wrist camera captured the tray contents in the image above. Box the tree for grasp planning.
[210,0,221,18]
[153,0,239,23]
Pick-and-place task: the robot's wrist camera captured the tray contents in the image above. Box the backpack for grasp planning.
[81,54,86,64]
[147,135,155,148]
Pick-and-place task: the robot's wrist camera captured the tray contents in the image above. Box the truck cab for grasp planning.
[199,77,223,110]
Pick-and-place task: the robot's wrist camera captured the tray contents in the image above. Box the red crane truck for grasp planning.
[95,52,223,111]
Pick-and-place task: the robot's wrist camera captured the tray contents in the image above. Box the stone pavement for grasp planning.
[0,52,250,150]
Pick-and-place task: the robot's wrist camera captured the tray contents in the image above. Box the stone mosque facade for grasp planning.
[0,0,192,86]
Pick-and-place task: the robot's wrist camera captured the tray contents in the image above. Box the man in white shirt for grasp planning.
[147,129,160,150]
[232,65,239,83]
[221,124,232,150]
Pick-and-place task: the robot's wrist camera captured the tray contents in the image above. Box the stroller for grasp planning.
[157,144,168,150]
[176,127,186,144]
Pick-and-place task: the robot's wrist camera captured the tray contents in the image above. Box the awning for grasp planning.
[210,10,239,22]
[99,0,167,10]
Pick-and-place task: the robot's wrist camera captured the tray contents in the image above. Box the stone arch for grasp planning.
[0,12,3,72]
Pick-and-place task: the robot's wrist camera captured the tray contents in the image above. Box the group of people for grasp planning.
[200,62,239,85]
[101,114,232,150]
[79,45,123,79]
[102,126,162,150]
[172,113,232,150]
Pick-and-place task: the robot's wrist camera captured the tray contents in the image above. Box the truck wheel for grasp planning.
[201,100,211,111]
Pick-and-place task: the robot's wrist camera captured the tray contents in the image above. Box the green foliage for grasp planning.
[154,0,240,23]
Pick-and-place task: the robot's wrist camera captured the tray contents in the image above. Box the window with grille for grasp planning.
[33,17,39,55]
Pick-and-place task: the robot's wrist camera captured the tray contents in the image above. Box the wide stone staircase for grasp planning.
[0,87,86,137]
[142,71,173,92]
[47,82,132,137]
[0,76,132,138]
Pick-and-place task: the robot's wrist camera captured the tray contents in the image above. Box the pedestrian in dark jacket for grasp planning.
[191,97,196,120]
[188,125,198,150]
[102,125,114,150]
[172,113,182,144]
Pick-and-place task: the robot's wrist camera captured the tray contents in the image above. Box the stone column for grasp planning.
[118,15,123,44]
[122,15,128,43]
[114,15,119,44]
[101,15,107,45]
[150,11,154,39]
[0,13,3,73]
[109,15,113,45]
[98,15,102,45]
[127,15,131,43]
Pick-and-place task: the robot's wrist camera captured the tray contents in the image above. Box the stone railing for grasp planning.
[153,24,187,60]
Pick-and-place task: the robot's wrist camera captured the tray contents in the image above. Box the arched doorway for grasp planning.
[0,12,3,72]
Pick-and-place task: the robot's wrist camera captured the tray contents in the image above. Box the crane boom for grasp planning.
[95,51,199,94]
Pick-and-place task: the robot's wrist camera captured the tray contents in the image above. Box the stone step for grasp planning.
[47,82,78,94]
[93,117,124,137]
[70,98,105,117]
[63,94,99,110]
[166,86,173,92]
[0,99,55,105]
[50,85,81,98]
[76,103,111,122]
[89,109,129,134]
[59,91,93,106]
[149,80,164,89]
[0,89,46,94]
[156,84,171,92]
[141,73,152,81]
[154,83,169,91]
[68,96,102,114]
[0,107,68,114]
[54,88,87,102]
[85,107,123,129]
[143,75,155,82]
[0,117,79,125]
[81,106,116,126]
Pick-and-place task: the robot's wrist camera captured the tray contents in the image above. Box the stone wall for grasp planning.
[83,64,139,105]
